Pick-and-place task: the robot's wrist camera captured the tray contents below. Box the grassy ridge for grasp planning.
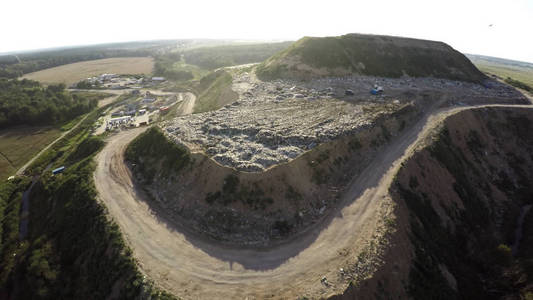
[183,42,293,70]
[467,54,533,87]
[157,42,291,111]
[193,70,238,113]
[257,34,485,82]
[126,127,190,184]
[504,77,532,92]
[154,42,292,83]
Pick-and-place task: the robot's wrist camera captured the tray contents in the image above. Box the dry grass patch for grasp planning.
[0,126,61,179]
[22,57,154,86]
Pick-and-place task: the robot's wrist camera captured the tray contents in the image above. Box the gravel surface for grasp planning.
[162,70,526,172]
[162,72,401,171]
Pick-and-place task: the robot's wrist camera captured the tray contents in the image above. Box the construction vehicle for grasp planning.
[371,84,384,95]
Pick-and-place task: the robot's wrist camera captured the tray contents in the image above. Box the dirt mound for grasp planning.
[127,106,417,246]
[163,68,524,173]
[256,33,486,82]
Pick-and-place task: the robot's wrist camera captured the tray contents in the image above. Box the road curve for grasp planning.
[94,100,532,299]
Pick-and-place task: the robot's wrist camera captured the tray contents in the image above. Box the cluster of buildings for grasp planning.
[107,116,133,128]
[110,91,166,118]
[104,90,179,131]
[77,74,166,90]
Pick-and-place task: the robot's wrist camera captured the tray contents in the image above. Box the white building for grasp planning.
[107,116,132,126]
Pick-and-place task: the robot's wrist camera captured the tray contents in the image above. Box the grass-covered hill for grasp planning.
[193,70,238,113]
[182,41,293,70]
[467,54,533,89]
[256,33,486,82]
[153,41,293,82]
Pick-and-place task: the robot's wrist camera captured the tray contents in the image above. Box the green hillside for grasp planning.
[467,54,533,88]
[257,34,486,82]
[193,70,238,113]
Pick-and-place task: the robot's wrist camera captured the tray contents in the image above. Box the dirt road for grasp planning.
[94,100,532,299]
[16,114,89,176]
[97,94,120,108]
[174,92,196,115]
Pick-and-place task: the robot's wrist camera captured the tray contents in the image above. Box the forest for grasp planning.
[0,79,97,128]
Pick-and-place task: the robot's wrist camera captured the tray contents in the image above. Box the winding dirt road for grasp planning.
[94,95,532,299]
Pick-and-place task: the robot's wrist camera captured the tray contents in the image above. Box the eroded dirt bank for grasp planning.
[128,104,418,247]
[337,106,533,299]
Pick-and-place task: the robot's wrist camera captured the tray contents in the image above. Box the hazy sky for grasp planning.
[2,0,532,62]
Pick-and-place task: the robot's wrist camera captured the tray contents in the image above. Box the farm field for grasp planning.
[22,57,154,86]
[0,126,61,179]
[468,54,533,87]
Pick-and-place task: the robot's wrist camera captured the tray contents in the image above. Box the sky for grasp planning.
[1,0,532,63]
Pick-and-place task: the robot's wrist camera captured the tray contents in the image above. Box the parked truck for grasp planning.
[52,166,65,175]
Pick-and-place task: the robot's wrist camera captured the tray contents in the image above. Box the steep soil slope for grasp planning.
[339,107,533,299]
[257,34,485,82]
[126,104,417,246]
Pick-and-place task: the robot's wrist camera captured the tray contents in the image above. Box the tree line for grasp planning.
[0,78,97,128]
[153,53,194,81]
[0,40,181,79]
